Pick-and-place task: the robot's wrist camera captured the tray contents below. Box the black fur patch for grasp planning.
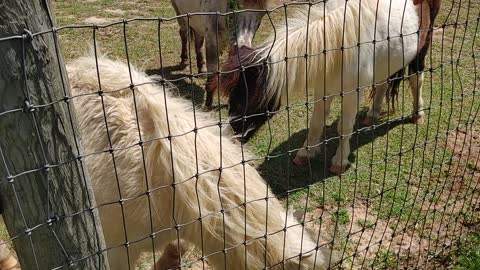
[228,59,280,141]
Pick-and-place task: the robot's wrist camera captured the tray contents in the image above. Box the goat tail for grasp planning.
[386,69,405,112]
[369,69,405,112]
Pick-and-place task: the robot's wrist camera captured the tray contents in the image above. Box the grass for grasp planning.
[1,0,479,269]
[432,229,480,270]
[332,208,350,225]
[452,231,480,269]
[0,216,15,262]
[0,217,10,246]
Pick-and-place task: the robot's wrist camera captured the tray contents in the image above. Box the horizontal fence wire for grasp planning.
[0,0,479,269]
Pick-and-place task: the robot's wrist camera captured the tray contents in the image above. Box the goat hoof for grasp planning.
[411,114,424,125]
[179,60,189,69]
[362,116,376,126]
[293,155,308,166]
[202,105,213,112]
[152,240,187,270]
[328,164,346,175]
[198,65,207,74]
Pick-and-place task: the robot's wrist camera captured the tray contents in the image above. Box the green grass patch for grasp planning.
[447,230,480,270]
[332,208,350,225]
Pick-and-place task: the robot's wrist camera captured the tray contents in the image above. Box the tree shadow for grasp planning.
[146,65,206,106]
[257,110,414,197]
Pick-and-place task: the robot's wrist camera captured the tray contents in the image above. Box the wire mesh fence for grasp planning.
[0,0,479,269]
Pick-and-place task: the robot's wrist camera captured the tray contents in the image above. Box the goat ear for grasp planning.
[207,61,241,97]
[214,45,257,97]
[227,45,249,56]
[432,0,442,13]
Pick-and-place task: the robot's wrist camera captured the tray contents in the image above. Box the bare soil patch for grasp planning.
[105,9,126,16]
[83,16,117,25]
[301,204,431,269]
[446,128,480,173]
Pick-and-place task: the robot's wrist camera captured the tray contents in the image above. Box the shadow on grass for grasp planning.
[146,65,206,106]
[257,111,414,197]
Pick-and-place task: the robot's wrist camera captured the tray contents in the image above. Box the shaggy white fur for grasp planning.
[67,54,331,269]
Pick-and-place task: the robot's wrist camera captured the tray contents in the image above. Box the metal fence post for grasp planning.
[0,0,110,269]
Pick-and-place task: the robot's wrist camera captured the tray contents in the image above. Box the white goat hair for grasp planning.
[67,54,331,269]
